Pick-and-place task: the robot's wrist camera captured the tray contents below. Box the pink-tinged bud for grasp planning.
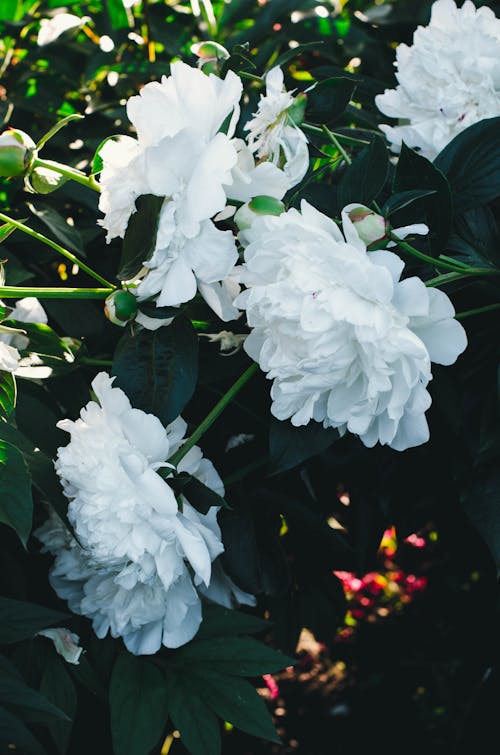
[0,129,36,178]
[348,206,387,245]
[191,41,229,74]
[235,196,285,231]
[104,290,138,327]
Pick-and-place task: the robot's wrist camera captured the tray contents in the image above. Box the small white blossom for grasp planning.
[37,628,83,665]
[245,67,309,188]
[37,13,89,46]
[375,0,500,160]
[235,202,467,451]
[0,297,48,373]
[36,373,253,654]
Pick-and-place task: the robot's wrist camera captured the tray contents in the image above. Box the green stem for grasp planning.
[425,270,500,287]
[0,212,114,288]
[321,124,352,165]
[168,362,259,467]
[390,236,467,273]
[302,122,370,145]
[0,286,112,299]
[36,114,84,152]
[455,302,500,320]
[32,158,101,193]
[237,71,264,83]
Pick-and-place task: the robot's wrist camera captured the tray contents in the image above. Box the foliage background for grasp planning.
[1,0,500,753]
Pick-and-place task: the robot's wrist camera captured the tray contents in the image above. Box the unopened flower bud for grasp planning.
[104,290,138,327]
[287,92,307,127]
[235,196,285,231]
[191,41,229,74]
[0,129,36,178]
[191,41,230,61]
[348,206,387,246]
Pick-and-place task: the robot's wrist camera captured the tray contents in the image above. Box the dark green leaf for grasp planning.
[269,418,339,474]
[137,301,183,320]
[307,77,357,124]
[169,473,226,514]
[393,143,452,254]
[271,42,324,71]
[112,316,198,425]
[337,136,388,208]
[434,116,500,213]
[190,671,280,744]
[196,605,270,640]
[0,372,16,420]
[0,440,33,546]
[40,654,77,755]
[174,636,294,676]
[0,705,45,755]
[118,194,164,281]
[0,656,69,723]
[0,596,68,644]
[167,674,221,755]
[110,654,168,755]
[382,189,437,216]
[3,321,71,359]
[462,465,500,576]
[28,202,84,256]
[105,0,130,29]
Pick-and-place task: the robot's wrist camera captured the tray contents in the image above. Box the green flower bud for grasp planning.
[235,196,285,231]
[191,41,230,61]
[348,206,387,246]
[104,290,138,327]
[0,129,36,178]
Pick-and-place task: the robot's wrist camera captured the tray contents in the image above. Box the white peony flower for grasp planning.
[37,13,89,46]
[98,62,243,318]
[36,373,253,654]
[245,67,309,189]
[375,0,500,160]
[235,201,467,451]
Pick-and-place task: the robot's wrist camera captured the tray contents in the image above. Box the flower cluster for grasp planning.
[99,62,307,320]
[235,202,467,451]
[375,0,500,160]
[37,373,254,655]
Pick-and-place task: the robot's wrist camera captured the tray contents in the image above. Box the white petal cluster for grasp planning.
[98,62,289,320]
[235,202,467,451]
[375,0,500,160]
[36,372,254,655]
[0,297,48,373]
[245,67,309,188]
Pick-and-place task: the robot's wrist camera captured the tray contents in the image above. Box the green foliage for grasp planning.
[110,654,168,755]
[0,440,33,545]
[0,0,500,753]
[112,316,198,425]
